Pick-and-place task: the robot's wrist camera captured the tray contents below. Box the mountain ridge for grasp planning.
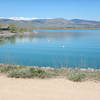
[0,17,100,28]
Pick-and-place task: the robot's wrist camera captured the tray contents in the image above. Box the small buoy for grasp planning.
[48,40,50,42]
[62,45,65,48]
[60,45,65,48]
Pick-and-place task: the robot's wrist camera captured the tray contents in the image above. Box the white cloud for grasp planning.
[0,17,53,20]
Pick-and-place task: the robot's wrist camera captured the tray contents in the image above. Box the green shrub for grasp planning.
[8,68,33,78]
[86,71,100,81]
[1,64,100,82]
[0,65,25,73]
[17,28,27,32]
[67,70,86,82]
[29,68,54,78]
[0,65,15,73]
[7,67,54,79]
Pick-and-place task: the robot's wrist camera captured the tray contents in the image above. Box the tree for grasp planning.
[8,24,17,33]
[0,24,3,28]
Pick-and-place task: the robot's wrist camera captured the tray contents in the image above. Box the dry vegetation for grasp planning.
[0,64,100,82]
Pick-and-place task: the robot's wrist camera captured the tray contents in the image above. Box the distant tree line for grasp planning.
[8,24,28,33]
[0,23,28,33]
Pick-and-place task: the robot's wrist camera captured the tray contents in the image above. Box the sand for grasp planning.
[0,76,100,100]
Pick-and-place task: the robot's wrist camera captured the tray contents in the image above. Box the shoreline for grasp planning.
[0,63,100,71]
[33,27,100,30]
[0,64,100,82]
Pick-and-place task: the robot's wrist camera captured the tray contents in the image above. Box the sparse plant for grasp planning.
[67,70,86,82]
[0,64,100,82]
[7,68,33,78]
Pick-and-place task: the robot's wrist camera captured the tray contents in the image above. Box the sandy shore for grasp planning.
[0,75,100,100]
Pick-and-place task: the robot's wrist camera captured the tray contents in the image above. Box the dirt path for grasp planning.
[0,76,100,100]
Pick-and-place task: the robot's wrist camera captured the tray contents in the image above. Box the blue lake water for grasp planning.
[0,29,100,69]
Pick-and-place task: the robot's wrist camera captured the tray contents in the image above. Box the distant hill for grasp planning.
[71,19,100,27]
[0,17,100,29]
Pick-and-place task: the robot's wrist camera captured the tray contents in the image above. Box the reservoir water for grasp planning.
[0,29,100,69]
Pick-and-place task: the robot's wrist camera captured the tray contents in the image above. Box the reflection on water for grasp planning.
[0,29,100,69]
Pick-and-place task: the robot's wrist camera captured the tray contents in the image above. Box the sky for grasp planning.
[0,0,100,20]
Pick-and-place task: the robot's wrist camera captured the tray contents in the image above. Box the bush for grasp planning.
[8,68,33,78]
[1,64,100,82]
[7,67,54,79]
[29,68,54,78]
[17,28,27,32]
[67,70,86,82]
[0,65,15,73]
[0,65,25,73]
[86,71,100,81]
